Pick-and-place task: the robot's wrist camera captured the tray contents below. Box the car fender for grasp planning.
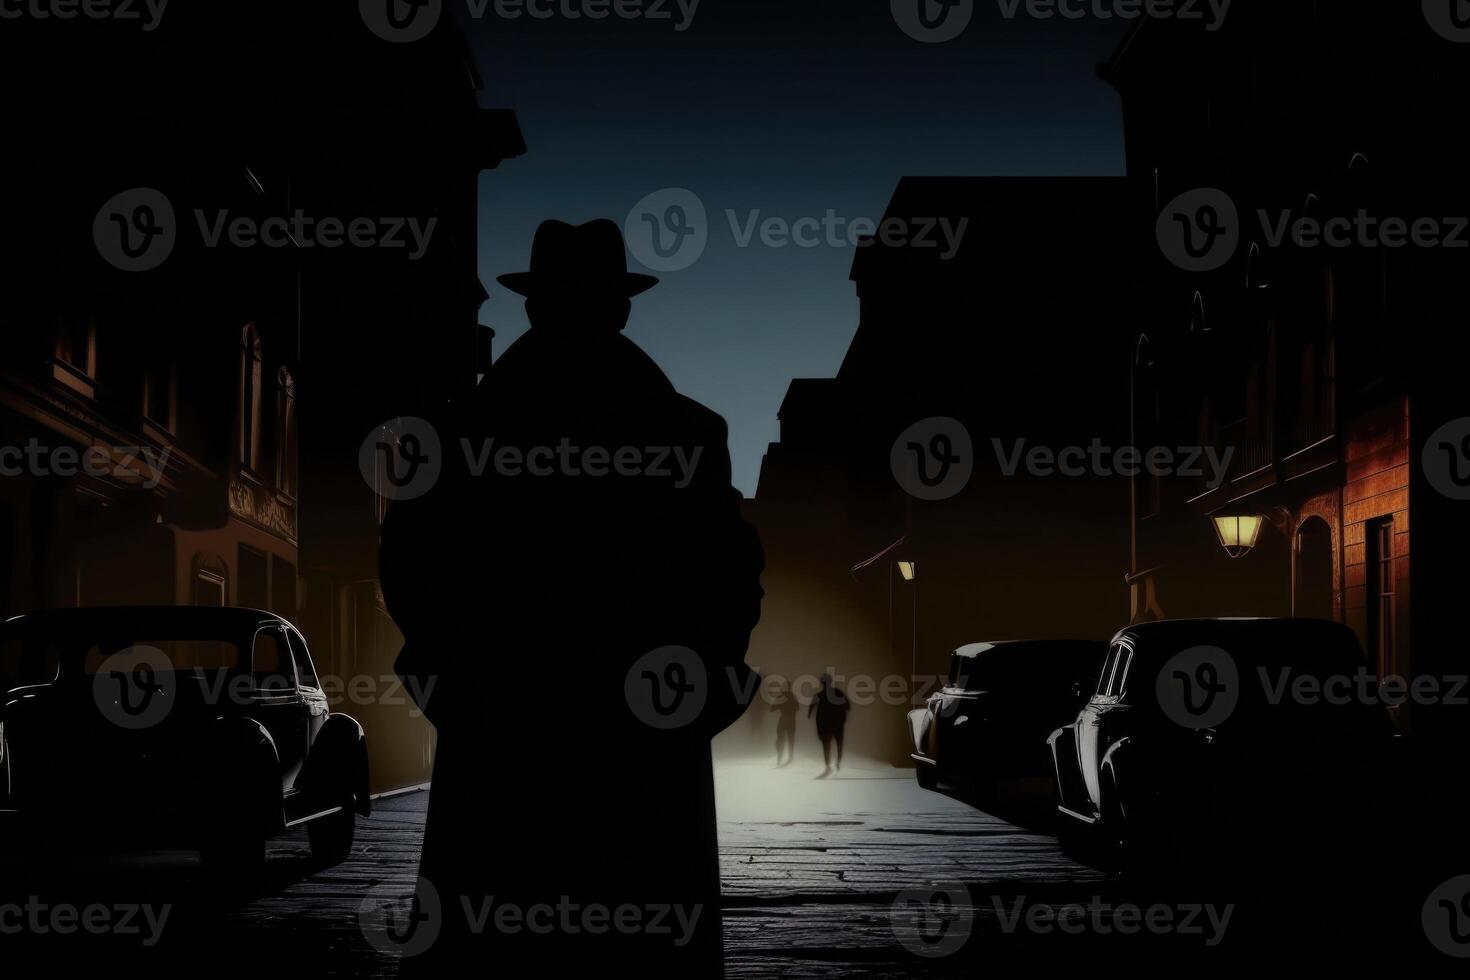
[1100,737,1132,823]
[906,706,932,758]
[1048,723,1088,812]
[211,715,284,835]
[302,713,371,817]
[1047,723,1076,777]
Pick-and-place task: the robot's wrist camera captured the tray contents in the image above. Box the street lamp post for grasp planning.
[897,561,917,694]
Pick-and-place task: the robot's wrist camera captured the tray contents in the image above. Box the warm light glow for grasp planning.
[1213,514,1265,559]
[897,561,917,581]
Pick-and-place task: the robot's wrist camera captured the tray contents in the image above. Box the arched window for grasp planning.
[1189,291,1208,334]
[239,324,263,472]
[1294,516,1335,621]
[1244,242,1270,292]
[191,552,228,607]
[276,366,298,497]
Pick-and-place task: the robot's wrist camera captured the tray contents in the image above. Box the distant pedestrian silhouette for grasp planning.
[379,219,764,976]
[809,671,850,776]
[769,677,799,767]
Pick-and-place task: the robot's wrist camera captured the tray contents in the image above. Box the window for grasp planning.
[276,367,297,496]
[55,311,97,377]
[192,553,228,607]
[194,571,226,607]
[0,630,61,690]
[252,629,296,693]
[286,629,319,690]
[271,556,298,620]
[240,324,263,472]
[238,545,268,611]
[143,360,176,431]
[1366,518,1397,679]
[1096,644,1123,696]
[1112,648,1135,696]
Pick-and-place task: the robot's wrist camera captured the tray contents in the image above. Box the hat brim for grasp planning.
[496,272,660,298]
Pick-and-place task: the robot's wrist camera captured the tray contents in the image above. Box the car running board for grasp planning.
[1056,804,1099,825]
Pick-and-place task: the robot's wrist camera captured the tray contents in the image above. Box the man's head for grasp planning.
[525,291,632,336]
[498,219,657,336]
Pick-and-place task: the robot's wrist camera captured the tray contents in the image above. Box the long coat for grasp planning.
[379,327,764,976]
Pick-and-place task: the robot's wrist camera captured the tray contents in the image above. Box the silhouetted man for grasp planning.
[769,677,799,767]
[809,671,850,775]
[379,219,764,976]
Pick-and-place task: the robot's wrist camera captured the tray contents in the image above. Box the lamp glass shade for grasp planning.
[1213,514,1264,554]
[897,561,917,582]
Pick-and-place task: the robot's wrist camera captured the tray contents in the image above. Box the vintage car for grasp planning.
[0,607,370,874]
[1047,618,1403,868]
[908,640,1106,794]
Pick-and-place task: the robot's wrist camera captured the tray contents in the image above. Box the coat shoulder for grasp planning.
[671,393,729,441]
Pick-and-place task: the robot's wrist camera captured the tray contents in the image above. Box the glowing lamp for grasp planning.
[1213,514,1264,559]
[897,561,917,582]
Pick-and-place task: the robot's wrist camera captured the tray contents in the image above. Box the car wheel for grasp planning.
[916,764,937,790]
[308,796,356,867]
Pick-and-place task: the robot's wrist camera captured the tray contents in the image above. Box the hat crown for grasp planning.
[528,219,632,281]
[498,219,658,297]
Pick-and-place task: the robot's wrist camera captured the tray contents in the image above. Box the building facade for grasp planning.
[737,178,1143,765]
[1108,2,1470,736]
[0,6,524,792]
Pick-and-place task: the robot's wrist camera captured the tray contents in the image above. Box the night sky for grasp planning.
[460,1,1128,496]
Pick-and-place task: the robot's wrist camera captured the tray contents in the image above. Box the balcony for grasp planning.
[1219,418,1273,480]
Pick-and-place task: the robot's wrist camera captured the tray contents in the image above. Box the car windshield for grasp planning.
[1,624,240,690]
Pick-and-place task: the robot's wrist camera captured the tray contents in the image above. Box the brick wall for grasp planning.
[1343,397,1412,684]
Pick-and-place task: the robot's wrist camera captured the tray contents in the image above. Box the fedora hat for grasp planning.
[497,219,659,298]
